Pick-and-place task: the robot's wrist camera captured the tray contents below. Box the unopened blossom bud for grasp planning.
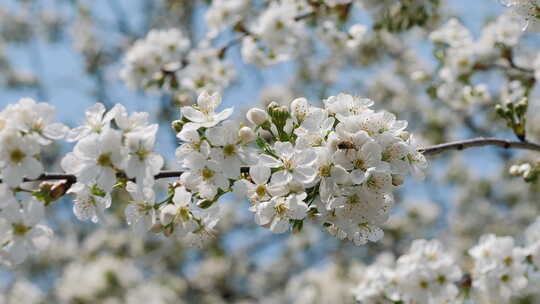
[266,101,280,110]
[509,164,521,176]
[171,120,184,133]
[38,181,69,204]
[198,199,214,209]
[171,180,183,189]
[520,163,533,178]
[506,100,515,110]
[290,97,309,121]
[519,163,531,172]
[247,108,269,125]
[238,126,256,143]
[495,104,506,118]
[50,181,69,200]
[267,103,290,126]
[160,204,177,226]
[515,97,528,116]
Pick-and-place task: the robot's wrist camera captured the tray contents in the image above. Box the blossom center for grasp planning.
[201,168,214,180]
[223,144,236,157]
[135,149,150,161]
[347,194,360,205]
[97,153,113,167]
[275,202,289,215]
[353,159,365,170]
[12,223,31,236]
[283,159,294,170]
[137,66,147,75]
[255,184,267,197]
[178,206,191,222]
[319,165,331,177]
[10,149,26,163]
[437,275,446,284]
[30,120,45,133]
[366,174,385,190]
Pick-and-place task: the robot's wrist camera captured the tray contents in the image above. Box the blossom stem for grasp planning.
[3,138,540,184]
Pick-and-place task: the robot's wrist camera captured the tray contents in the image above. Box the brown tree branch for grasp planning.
[420,137,540,156]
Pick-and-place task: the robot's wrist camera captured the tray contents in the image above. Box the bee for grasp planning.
[337,140,356,150]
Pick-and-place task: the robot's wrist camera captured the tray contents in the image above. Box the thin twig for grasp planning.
[420,137,540,156]
[294,10,317,21]
[1,167,250,184]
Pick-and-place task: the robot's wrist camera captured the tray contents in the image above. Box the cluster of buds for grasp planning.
[496,97,528,141]
[509,162,539,182]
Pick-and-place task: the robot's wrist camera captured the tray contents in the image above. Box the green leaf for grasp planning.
[32,189,53,206]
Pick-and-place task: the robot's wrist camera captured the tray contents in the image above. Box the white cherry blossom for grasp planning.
[65,103,115,142]
[180,91,233,131]
[124,181,156,234]
[179,151,229,200]
[124,124,164,187]
[0,198,52,266]
[61,128,125,192]
[258,141,317,186]
[159,186,199,237]
[0,131,43,187]
[232,165,287,204]
[3,98,68,144]
[250,193,308,234]
[67,182,112,223]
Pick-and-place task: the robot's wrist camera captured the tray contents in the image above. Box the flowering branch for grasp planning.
[1,168,251,184]
[4,138,540,185]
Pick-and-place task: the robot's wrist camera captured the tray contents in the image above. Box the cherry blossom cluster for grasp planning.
[317,21,367,53]
[0,91,426,266]
[60,102,165,226]
[56,254,145,302]
[360,0,440,32]
[205,0,249,38]
[120,28,190,90]
[119,0,447,96]
[354,239,463,303]
[500,0,540,31]
[0,98,68,266]
[429,15,523,108]
[235,93,427,244]
[238,1,369,66]
[354,218,540,303]
[120,28,234,95]
[240,1,308,66]
[121,1,412,95]
[167,92,249,246]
